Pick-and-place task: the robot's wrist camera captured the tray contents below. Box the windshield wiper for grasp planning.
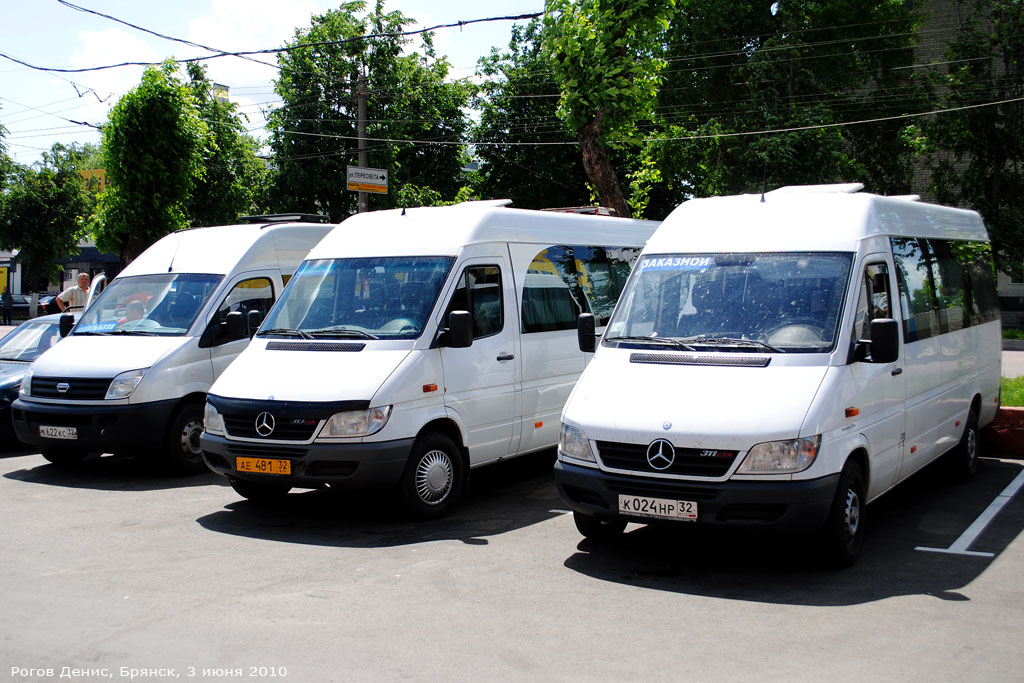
[108,329,158,336]
[307,326,379,340]
[257,327,314,340]
[604,335,695,351]
[680,336,783,353]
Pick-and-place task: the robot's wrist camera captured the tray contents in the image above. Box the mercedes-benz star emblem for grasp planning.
[255,412,276,437]
[646,439,676,471]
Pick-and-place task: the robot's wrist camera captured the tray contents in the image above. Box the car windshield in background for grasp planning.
[0,319,63,362]
[74,273,223,337]
[605,252,854,353]
[259,256,456,340]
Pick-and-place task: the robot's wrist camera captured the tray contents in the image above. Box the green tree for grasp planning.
[473,20,590,209]
[646,0,929,216]
[543,0,678,218]
[926,0,1024,274]
[94,60,208,263]
[0,144,95,290]
[267,0,472,220]
[185,63,270,225]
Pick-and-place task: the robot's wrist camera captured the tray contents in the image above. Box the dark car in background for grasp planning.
[0,313,73,442]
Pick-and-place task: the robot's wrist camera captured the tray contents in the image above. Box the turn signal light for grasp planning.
[845,407,859,418]
[423,384,438,393]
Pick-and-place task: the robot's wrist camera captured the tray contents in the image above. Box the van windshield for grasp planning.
[259,256,455,340]
[73,273,223,336]
[605,252,853,353]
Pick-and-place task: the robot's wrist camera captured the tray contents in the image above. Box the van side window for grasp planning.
[852,263,892,354]
[892,238,938,342]
[213,277,274,327]
[445,266,503,339]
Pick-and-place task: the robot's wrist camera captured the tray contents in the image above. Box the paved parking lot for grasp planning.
[0,442,1022,682]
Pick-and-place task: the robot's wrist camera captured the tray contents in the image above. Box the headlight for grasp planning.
[737,435,821,474]
[19,369,32,397]
[105,368,147,400]
[318,406,392,438]
[204,402,225,435]
[559,423,596,463]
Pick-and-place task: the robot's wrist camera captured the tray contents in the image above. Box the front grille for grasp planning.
[605,480,721,502]
[223,414,320,441]
[14,410,96,427]
[31,376,112,400]
[226,443,309,458]
[597,441,737,478]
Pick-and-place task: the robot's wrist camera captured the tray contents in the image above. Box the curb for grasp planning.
[982,406,1024,459]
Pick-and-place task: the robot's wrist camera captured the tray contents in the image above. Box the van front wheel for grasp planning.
[400,433,464,519]
[162,401,207,474]
[820,461,866,568]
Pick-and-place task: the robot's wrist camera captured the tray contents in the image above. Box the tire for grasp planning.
[161,401,207,474]
[573,510,627,541]
[820,460,866,568]
[946,410,980,482]
[230,477,291,503]
[40,448,89,466]
[399,432,464,519]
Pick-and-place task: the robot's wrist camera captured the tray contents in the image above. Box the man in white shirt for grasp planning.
[56,272,90,311]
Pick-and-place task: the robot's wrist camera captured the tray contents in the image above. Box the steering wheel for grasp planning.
[765,318,827,343]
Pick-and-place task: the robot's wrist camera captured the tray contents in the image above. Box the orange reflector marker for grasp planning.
[423,384,438,393]
[535,421,543,429]
[845,407,859,418]
[911,445,917,453]
[956,420,961,427]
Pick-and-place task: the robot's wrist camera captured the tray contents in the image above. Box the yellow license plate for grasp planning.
[236,457,291,475]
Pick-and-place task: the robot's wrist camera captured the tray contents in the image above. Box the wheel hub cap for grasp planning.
[415,450,452,504]
[844,489,860,541]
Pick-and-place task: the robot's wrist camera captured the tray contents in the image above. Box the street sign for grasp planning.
[347,166,388,194]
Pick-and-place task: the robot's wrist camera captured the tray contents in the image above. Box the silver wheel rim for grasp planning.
[181,417,204,462]
[415,449,453,505]
[966,427,978,468]
[844,487,861,543]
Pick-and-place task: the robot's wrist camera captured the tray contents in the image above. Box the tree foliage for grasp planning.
[473,20,590,209]
[643,0,929,216]
[267,0,472,220]
[926,0,1024,273]
[543,0,677,218]
[0,144,95,290]
[93,60,208,263]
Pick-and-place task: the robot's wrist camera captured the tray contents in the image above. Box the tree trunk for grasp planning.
[577,112,632,218]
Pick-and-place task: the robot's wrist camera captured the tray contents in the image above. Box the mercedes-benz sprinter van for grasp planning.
[555,184,1001,566]
[13,217,334,472]
[200,201,658,516]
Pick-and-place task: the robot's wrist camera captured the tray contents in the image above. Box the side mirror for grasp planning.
[445,311,473,349]
[225,311,247,340]
[578,313,596,353]
[59,313,75,338]
[246,310,263,338]
[868,318,899,363]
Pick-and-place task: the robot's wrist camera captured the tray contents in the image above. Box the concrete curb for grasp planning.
[982,406,1024,459]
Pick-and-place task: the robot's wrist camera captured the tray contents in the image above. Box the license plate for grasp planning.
[40,425,77,440]
[618,494,698,521]
[236,457,291,475]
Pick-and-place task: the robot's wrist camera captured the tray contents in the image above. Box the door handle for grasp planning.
[891,367,903,376]
[497,353,515,361]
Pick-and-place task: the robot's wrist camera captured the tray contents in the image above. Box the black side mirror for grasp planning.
[446,311,473,349]
[867,318,899,363]
[578,313,596,353]
[225,311,247,340]
[59,313,75,338]
[246,310,263,338]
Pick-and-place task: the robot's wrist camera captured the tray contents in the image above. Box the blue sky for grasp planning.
[0,0,544,165]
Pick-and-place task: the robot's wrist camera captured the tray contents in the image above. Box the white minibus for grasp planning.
[13,216,335,472]
[200,201,658,516]
[555,184,1001,566]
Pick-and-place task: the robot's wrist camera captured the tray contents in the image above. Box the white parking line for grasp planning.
[916,468,1024,558]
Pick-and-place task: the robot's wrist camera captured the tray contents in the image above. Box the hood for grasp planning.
[25,335,190,378]
[210,339,411,403]
[563,350,829,451]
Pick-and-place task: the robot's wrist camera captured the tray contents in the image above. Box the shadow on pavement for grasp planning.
[196,449,564,547]
[3,451,222,491]
[562,458,1024,606]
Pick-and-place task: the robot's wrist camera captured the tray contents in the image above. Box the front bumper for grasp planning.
[554,460,840,532]
[201,432,416,491]
[12,397,178,454]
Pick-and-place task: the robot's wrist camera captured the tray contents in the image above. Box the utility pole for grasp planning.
[357,72,368,214]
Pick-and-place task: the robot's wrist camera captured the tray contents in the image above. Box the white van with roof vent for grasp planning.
[200,201,658,516]
[555,184,1001,566]
[13,216,334,472]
